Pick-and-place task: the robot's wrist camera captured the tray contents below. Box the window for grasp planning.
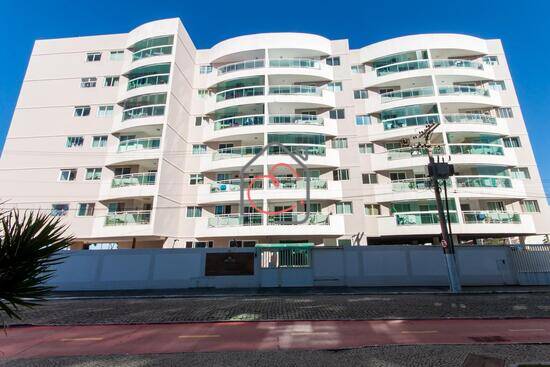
[198,89,209,98]
[109,50,124,61]
[355,115,371,125]
[379,88,394,95]
[503,136,521,148]
[483,56,499,65]
[488,81,506,91]
[497,107,513,118]
[195,117,203,126]
[353,89,368,99]
[97,105,114,117]
[189,173,204,185]
[351,64,365,73]
[521,200,540,213]
[85,168,102,181]
[327,81,343,92]
[365,204,381,216]
[80,77,97,88]
[333,169,350,181]
[510,167,530,179]
[92,136,107,148]
[66,136,84,148]
[186,206,202,218]
[192,144,207,154]
[200,65,212,74]
[336,202,353,214]
[332,138,348,149]
[326,57,340,66]
[362,173,378,184]
[359,143,374,154]
[86,52,101,62]
[215,205,232,215]
[487,201,506,211]
[59,169,77,181]
[104,76,119,87]
[329,109,345,119]
[77,203,95,216]
[74,105,91,117]
[390,172,407,181]
[51,204,69,216]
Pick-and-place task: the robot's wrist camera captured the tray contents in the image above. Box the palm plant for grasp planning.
[0,210,73,320]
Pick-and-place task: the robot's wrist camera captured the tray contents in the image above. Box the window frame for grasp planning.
[192,144,207,154]
[329,109,345,119]
[85,168,102,181]
[86,52,101,62]
[336,201,353,215]
[51,204,69,216]
[109,50,124,61]
[353,89,368,99]
[333,169,350,181]
[364,204,381,216]
[362,173,378,184]
[97,105,114,117]
[77,203,95,217]
[326,56,341,66]
[59,169,77,182]
[104,76,120,87]
[80,77,97,88]
[92,135,108,148]
[66,136,84,148]
[332,137,348,149]
[74,105,91,117]
[359,143,374,154]
[189,173,204,185]
[186,206,203,218]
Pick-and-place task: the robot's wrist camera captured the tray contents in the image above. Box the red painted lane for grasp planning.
[2,319,550,359]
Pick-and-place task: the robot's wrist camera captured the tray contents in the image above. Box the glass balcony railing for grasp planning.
[443,113,497,125]
[391,178,433,191]
[267,212,329,225]
[268,144,326,156]
[127,74,169,90]
[395,211,459,225]
[214,115,264,130]
[455,176,512,189]
[449,144,504,156]
[111,172,157,188]
[117,137,160,152]
[438,85,490,97]
[376,60,430,76]
[387,146,445,161]
[381,87,434,103]
[268,85,322,96]
[212,145,263,160]
[122,105,165,121]
[462,211,521,224]
[208,213,263,227]
[268,177,328,190]
[382,114,439,131]
[210,179,263,193]
[218,59,265,75]
[132,46,173,62]
[216,86,265,102]
[269,58,320,69]
[105,210,151,226]
[432,59,484,70]
[269,114,324,126]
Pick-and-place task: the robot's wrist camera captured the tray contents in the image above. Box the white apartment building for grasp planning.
[1,18,548,249]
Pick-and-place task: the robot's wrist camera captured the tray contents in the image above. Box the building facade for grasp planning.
[1,18,548,249]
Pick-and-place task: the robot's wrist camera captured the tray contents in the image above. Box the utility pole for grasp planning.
[407,122,462,293]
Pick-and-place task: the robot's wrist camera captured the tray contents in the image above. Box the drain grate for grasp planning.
[468,336,510,343]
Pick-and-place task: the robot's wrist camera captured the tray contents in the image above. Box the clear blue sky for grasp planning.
[1,0,549,194]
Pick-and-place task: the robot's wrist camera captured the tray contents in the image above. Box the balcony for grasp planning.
[117,137,160,152]
[122,105,165,121]
[391,177,434,192]
[268,114,324,126]
[448,144,504,156]
[268,144,326,157]
[208,213,263,227]
[432,59,484,70]
[387,146,445,161]
[455,176,512,189]
[132,46,172,62]
[395,211,459,226]
[269,58,320,69]
[212,145,263,161]
[218,59,265,75]
[130,35,174,62]
[127,74,169,90]
[215,86,265,102]
[382,113,439,131]
[443,113,496,125]
[381,87,434,103]
[376,59,430,77]
[438,85,489,97]
[104,210,151,226]
[214,115,264,131]
[268,177,327,190]
[268,85,322,96]
[210,178,263,193]
[267,212,329,225]
[462,211,521,224]
[112,172,157,188]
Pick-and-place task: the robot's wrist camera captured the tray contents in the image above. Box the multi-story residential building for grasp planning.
[0,18,547,249]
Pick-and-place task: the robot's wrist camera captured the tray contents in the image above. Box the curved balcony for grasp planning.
[432,59,483,71]
[438,85,489,97]
[455,175,511,189]
[462,211,520,224]
[382,113,439,131]
[127,74,170,91]
[105,210,152,226]
[442,113,508,135]
[112,172,157,187]
[100,172,158,201]
[268,85,321,96]
[132,46,172,62]
[122,104,165,121]
[106,137,161,165]
[448,143,504,156]
[269,114,323,126]
[372,146,445,171]
[443,113,496,125]
[214,114,264,131]
[395,211,459,226]
[381,87,434,103]
[215,85,265,102]
[453,175,525,199]
[212,145,263,161]
[376,59,430,77]
[267,212,329,225]
[218,59,265,75]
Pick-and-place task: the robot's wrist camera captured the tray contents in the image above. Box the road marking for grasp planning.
[178,334,221,339]
[60,337,104,342]
[508,328,545,332]
[401,330,439,334]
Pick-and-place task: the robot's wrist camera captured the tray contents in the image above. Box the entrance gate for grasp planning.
[256,243,314,287]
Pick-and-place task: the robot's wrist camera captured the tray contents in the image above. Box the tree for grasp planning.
[0,210,73,320]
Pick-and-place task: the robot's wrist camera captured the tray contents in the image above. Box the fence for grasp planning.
[46,245,550,291]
